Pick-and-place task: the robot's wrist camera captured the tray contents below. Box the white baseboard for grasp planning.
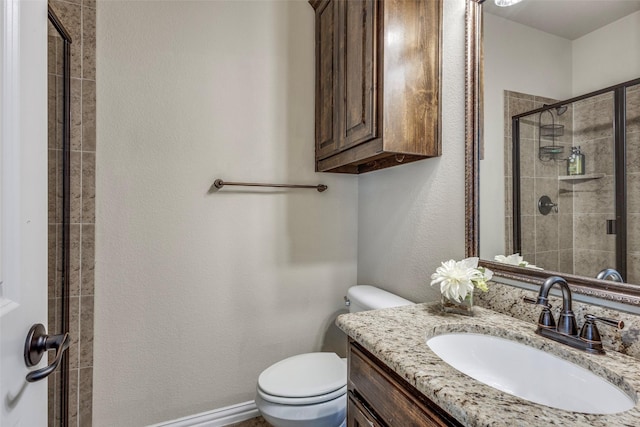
[149,401,260,427]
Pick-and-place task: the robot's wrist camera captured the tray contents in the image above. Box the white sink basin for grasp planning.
[427,333,635,414]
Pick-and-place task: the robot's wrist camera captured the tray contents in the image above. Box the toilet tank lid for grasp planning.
[258,353,346,398]
[347,285,413,310]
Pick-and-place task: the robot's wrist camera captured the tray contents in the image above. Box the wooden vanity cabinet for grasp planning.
[310,0,443,174]
[348,340,462,427]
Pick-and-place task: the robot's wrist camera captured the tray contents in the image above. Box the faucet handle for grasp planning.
[579,314,624,346]
[523,296,555,329]
[584,314,624,330]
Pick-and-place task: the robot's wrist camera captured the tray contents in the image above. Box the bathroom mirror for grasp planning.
[465,0,640,306]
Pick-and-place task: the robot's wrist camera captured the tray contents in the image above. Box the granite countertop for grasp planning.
[336,303,640,427]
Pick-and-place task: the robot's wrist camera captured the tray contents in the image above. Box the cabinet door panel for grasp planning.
[349,344,456,427]
[340,0,377,150]
[315,0,339,159]
[347,393,383,427]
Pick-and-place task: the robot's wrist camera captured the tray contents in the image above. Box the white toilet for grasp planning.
[255,285,413,427]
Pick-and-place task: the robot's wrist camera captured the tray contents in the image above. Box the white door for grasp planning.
[1,0,49,425]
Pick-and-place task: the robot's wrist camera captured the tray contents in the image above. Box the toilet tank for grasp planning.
[346,285,413,313]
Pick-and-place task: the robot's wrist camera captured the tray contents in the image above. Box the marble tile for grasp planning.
[627,83,640,135]
[55,225,63,298]
[504,92,511,139]
[572,175,615,215]
[50,1,82,78]
[557,181,574,215]
[48,150,58,223]
[55,150,64,223]
[627,131,640,174]
[558,214,573,250]
[508,96,536,117]
[48,75,57,149]
[534,212,558,253]
[503,136,512,178]
[81,225,95,295]
[503,177,512,218]
[628,173,640,214]
[82,152,95,224]
[68,297,80,370]
[79,296,94,369]
[71,78,82,151]
[573,249,616,278]
[520,215,535,255]
[627,252,640,284]
[517,138,535,178]
[579,137,614,176]
[574,213,615,252]
[534,151,561,178]
[82,6,96,80]
[504,216,513,255]
[70,151,82,223]
[79,368,93,427]
[55,76,64,150]
[507,90,536,101]
[574,97,614,145]
[559,248,574,274]
[535,250,558,272]
[82,80,96,151]
[48,32,57,75]
[519,177,534,216]
[629,214,640,254]
[70,224,81,297]
[48,225,57,300]
[69,368,79,427]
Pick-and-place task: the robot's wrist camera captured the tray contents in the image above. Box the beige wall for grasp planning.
[96,0,472,424]
[94,1,357,425]
[572,10,640,96]
[356,0,467,304]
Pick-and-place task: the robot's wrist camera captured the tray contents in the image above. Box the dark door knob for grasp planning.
[23,323,70,383]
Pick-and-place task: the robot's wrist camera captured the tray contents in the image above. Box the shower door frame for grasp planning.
[511,77,640,281]
[48,5,72,426]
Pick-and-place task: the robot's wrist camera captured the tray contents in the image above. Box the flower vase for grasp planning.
[441,291,474,316]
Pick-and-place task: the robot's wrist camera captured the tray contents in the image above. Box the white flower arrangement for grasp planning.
[494,253,543,270]
[430,257,493,303]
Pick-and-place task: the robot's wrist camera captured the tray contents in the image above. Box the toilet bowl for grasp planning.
[255,286,413,427]
[256,352,347,427]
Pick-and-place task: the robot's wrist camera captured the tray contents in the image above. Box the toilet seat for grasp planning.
[257,353,347,405]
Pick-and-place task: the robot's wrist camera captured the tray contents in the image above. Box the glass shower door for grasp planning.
[626,83,640,283]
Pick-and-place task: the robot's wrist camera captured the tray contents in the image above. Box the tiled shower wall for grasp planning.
[503,90,574,271]
[628,84,640,283]
[48,0,96,426]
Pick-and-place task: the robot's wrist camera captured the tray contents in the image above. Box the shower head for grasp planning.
[555,105,568,116]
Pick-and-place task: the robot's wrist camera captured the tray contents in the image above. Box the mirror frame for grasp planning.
[464,0,640,307]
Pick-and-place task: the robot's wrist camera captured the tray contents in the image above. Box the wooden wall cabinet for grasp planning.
[348,341,462,427]
[310,0,443,174]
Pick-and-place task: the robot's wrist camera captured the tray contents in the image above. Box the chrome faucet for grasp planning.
[524,276,624,354]
[596,268,623,282]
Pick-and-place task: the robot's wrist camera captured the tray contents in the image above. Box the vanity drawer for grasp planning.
[348,342,461,427]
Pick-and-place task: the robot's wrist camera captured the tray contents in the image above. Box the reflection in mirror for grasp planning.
[479,0,640,288]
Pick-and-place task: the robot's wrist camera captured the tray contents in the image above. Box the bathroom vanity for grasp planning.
[348,340,461,426]
[338,303,640,427]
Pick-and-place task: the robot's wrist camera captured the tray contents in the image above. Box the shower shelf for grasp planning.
[558,173,605,182]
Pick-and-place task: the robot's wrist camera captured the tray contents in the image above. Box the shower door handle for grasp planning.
[23,323,70,383]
